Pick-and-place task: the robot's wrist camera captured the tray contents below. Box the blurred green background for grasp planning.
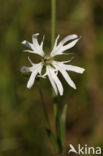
[0,0,103,155]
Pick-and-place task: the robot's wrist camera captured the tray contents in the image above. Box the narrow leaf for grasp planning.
[46,128,59,153]
[60,104,67,147]
[53,103,57,119]
[53,102,62,151]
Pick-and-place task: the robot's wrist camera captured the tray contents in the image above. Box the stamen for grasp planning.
[41,55,52,66]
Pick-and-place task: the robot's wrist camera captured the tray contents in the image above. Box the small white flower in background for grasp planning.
[21,33,85,96]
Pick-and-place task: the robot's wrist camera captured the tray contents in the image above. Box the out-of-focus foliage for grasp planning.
[0,0,103,155]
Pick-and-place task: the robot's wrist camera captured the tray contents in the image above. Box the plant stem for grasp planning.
[38,82,50,128]
[51,0,56,48]
[51,0,64,154]
[51,0,56,98]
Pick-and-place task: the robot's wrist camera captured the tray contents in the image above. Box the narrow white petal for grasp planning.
[32,33,44,56]
[53,35,60,49]
[27,72,37,89]
[37,63,43,74]
[46,66,58,95]
[24,49,34,53]
[50,35,80,57]
[50,45,62,57]
[22,34,44,56]
[59,69,76,89]
[65,65,85,73]
[62,37,80,52]
[31,63,43,72]
[62,58,74,64]
[26,63,43,89]
[24,49,43,56]
[52,72,64,95]
[54,61,85,74]
[50,35,60,57]
[59,34,78,45]
[23,43,42,56]
[48,66,63,96]
[28,57,34,65]
[52,61,76,89]
[32,33,39,46]
[40,35,45,48]
[21,66,31,72]
[22,40,34,49]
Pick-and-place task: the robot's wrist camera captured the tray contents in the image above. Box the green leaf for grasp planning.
[53,103,61,146]
[46,128,59,153]
[53,103,57,119]
[53,103,62,151]
[60,104,68,147]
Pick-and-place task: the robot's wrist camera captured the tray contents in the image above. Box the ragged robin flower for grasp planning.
[21,33,85,96]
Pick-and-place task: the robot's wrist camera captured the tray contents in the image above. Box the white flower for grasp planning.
[21,33,85,96]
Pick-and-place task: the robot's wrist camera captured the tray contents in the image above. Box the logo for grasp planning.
[68,144,101,155]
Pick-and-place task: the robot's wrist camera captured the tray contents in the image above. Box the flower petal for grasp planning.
[64,65,85,73]
[47,66,63,96]
[62,37,80,52]
[59,69,76,89]
[22,40,34,49]
[24,50,35,54]
[53,61,85,74]
[22,34,44,56]
[31,63,43,73]
[28,57,34,65]
[32,33,44,56]
[27,72,37,89]
[53,35,60,49]
[26,63,43,89]
[40,35,45,48]
[51,71,63,95]
[46,66,58,95]
[50,34,80,57]
[21,66,31,72]
[32,33,39,45]
[59,34,78,45]
[52,62,76,89]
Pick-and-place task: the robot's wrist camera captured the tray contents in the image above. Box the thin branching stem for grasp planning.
[38,82,50,128]
[51,0,64,154]
[51,0,56,48]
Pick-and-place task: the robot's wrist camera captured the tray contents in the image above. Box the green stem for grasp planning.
[38,82,50,128]
[51,0,56,98]
[51,0,63,153]
[51,0,56,48]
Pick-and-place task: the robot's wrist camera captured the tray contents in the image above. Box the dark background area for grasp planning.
[0,0,103,155]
